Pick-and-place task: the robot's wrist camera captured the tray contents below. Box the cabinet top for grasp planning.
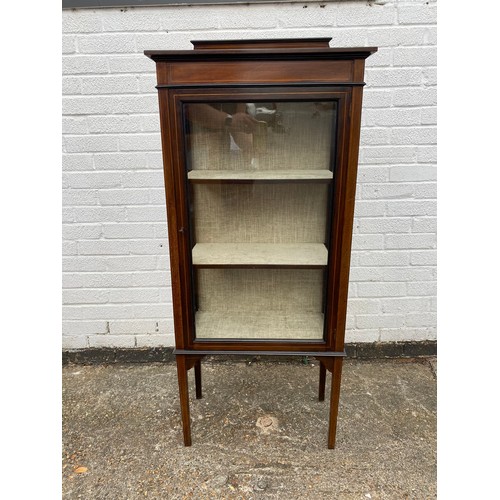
[144,38,377,62]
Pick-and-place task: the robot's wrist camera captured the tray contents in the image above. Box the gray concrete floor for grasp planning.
[62,358,436,499]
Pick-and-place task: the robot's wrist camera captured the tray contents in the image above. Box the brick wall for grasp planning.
[62,0,437,349]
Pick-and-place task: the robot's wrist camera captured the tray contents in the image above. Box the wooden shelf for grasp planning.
[192,243,328,268]
[194,311,325,340]
[188,169,333,183]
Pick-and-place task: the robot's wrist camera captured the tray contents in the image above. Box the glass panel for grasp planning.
[184,100,337,341]
[185,101,336,175]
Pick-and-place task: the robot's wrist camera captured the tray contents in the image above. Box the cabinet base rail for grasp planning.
[173,349,346,356]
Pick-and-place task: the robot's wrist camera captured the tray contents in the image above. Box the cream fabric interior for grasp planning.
[195,269,325,340]
[187,101,335,341]
[192,183,328,244]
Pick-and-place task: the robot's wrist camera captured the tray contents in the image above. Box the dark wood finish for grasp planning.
[313,355,343,448]
[175,353,205,445]
[175,349,346,357]
[319,362,326,402]
[146,38,376,449]
[146,40,376,87]
[175,355,191,446]
[191,38,333,50]
[144,45,377,64]
[184,354,205,371]
[194,359,202,399]
[328,357,344,449]
[168,60,353,85]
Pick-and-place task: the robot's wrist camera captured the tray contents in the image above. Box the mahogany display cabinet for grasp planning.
[145,39,377,448]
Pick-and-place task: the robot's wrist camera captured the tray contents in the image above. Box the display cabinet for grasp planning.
[145,39,376,448]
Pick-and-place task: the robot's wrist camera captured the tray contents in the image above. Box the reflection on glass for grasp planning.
[184,101,337,341]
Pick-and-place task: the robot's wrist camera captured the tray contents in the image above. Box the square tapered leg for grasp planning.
[319,362,326,401]
[194,359,202,399]
[327,357,343,449]
[175,355,192,446]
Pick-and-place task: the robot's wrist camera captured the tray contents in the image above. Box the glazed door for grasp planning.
[171,89,350,346]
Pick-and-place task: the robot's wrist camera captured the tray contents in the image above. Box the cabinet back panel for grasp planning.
[195,268,325,340]
[192,183,328,243]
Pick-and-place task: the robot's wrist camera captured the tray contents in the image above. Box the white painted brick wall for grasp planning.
[62,0,437,349]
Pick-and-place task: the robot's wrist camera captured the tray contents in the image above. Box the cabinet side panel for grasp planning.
[324,93,349,351]
[333,61,366,352]
[157,89,188,349]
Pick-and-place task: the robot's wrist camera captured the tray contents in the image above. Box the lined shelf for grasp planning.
[192,243,328,268]
[194,311,325,340]
[188,169,333,183]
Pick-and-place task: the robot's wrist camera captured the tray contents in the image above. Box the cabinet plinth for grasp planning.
[145,38,376,449]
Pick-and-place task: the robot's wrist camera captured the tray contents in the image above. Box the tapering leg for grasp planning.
[176,355,192,446]
[318,362,326,402]
[327,357,344,449]
[194,359,202,399]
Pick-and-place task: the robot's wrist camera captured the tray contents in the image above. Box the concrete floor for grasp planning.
[62,357,436,499]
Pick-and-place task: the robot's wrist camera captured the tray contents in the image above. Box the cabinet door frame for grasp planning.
[159,85,357,354]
